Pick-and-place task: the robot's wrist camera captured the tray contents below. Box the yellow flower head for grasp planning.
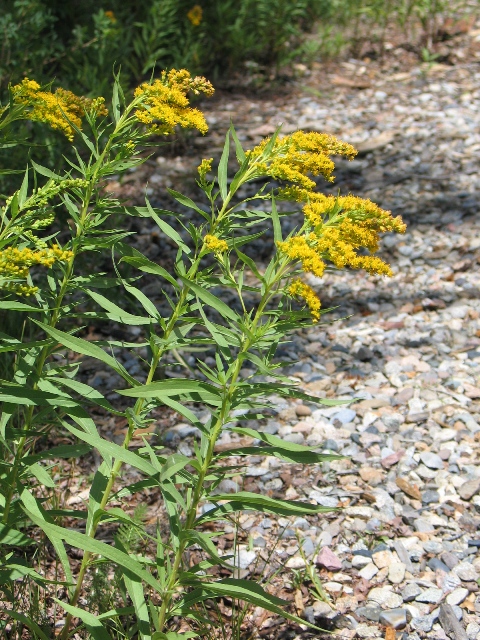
[0,244,74,296]
[104,10,116,22]
[187,5,203,26]
[288,278,321,322]
[247,130,357,194]
[277,236,326,278]
[11,79,107,140]
[198,158,213,181]
[134,69,214,136]
[204,234,228,253]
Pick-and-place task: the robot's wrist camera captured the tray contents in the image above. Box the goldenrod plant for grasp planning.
[0,71,405,639]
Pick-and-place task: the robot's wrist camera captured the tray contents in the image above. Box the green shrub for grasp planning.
[0,71,406,638]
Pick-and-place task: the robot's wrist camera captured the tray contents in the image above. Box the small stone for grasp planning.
[324,581,343,594]
[317,546,342,571]
[360,467,385,486]
[453,562,479,582]
[352,555,374,568]
[286,556,306,569]
[406,411,429,423]
[420,451,444,469]
[441,551,460,569]
[458,478,480,501]
[402,583,422,602]
[466,622,480,639]
[368,587,403,609]
[423,540,443,554]
[378,608,408,630]
[356,603,382,622]
[446,588,469,606]
[414,518,434,533]
[356,623,381,638]
[372,550,395,569]
[396,477,422,500]
[332,408,356,424]
[388,563,406,584]
[415,587,443,604]
[359,563,379,580]
[356,346,375,361]
[381,450,405,468]
[422,489,440,504]
[411,613,437,632]
[232,548,256,569]
[428,558,450,573]
[295,404,312,417]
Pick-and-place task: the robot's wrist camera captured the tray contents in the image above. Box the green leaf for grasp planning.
[117,379,221,405]
[115,538,151,640]
[0,384,79,408]
[0,301,42,312]
[145,197,191,255]
[31,160,62,180]
[196,491,335,524]
[83,289,154,325]
[55,601,112,640]
[229,123,246,163]
[120,253,179,289]
[33,321,135,384]
[61,423,158,477]
[28,462,55,488]
[0,524,33,546]
[22,504,164,593]
[216,445,342,464]
[167,189,209,221]
[271,195,282,243]
[0,609,50,640]
[179,276,238,322]
[218,131,230,201]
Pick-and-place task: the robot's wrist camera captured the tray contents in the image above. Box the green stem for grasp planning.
[155,261,288,631]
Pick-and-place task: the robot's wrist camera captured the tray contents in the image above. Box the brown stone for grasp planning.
[396,477,422,501]
[359,467,385,486]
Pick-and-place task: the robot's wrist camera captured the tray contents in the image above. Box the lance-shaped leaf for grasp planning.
[196,491,336,524]
[178,276,238,322]
[117,378,222,407]
[56,601,113,640]
[33,321,136,385]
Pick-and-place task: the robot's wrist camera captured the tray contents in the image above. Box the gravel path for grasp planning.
[93,23,480,639]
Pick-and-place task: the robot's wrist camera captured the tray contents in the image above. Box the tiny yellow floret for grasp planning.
[198,158,213,181]
[204,234,228,253]
[288,278,321,322]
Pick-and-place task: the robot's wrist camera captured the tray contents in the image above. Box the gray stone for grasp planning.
[356,623,381,638]
[428,558,450,573]
[414,518,434,533]
[411,613,437,632]
[458,478,480,500]
[332,408,356,424]
[446,588,469,606]
[359,563,379,580]
[441,551,460,569]
[378,608,408,629]
[422,489,440,503]
[454,562,479,582]
[356,603,382,622]
[420,451,444,469]
[402,583,422,602]
[388,563,406,584]
[466,622,480,639]
[368,587,403,609]
[416,587,443,604]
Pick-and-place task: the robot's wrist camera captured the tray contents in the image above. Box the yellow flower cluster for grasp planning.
[288,278,321,322]
[134,69,214,136]
[204,234,228,253]
[277,236,326,278]
[187,5,203,26]
[278,192,406,278]
[198,158,213,181]
[0,245,73,296]
[247,131,357,191]
[12,79,107,141]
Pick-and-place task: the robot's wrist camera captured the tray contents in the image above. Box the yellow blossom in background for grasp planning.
[134,69,214,136]
[204,234,228,253]
[288,278,321,322]
[0,245,73,296]
[11,79,107,141]
[104,10,116,22]
[187,5,203,26]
